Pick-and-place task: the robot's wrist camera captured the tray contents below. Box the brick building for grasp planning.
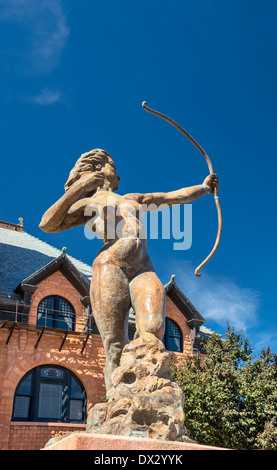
[0,220,210,450]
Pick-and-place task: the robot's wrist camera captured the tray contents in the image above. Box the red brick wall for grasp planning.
[7,422,86,451]
[0,269,193,450]
[0,269,106,450]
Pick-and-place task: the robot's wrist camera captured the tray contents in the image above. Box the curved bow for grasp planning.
[142,101,222,277]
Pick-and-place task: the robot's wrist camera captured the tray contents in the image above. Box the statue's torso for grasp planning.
[87,192,153,278]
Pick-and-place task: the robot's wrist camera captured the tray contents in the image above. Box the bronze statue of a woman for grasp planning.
[40,148,218,390]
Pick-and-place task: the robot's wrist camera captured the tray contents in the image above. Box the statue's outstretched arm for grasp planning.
[126,174,218,211]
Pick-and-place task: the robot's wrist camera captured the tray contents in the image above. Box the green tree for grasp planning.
[171,325,277,450]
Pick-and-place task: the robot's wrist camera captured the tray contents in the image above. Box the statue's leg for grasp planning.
[129,271,165,340]
[90,263,131,391]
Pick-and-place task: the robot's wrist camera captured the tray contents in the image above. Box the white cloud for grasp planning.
[0,0,69,74]
[28,87,63,105]
[165,260,261,332]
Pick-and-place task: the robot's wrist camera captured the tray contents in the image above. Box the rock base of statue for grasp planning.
[86,332,190,442]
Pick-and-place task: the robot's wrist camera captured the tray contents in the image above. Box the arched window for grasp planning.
[37,295,76,331]
[163,318,183,352]
[12,365,87,423]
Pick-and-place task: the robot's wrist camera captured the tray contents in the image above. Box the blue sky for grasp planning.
[0,0,277,354]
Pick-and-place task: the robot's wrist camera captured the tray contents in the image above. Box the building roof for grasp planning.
[0,225,92,296]
[164,274,205,328]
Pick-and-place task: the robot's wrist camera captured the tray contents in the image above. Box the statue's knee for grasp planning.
[154,323,165,340]
[139,313,165,340]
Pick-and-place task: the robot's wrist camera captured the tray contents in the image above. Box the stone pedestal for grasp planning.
[43,432,227,450]
[86,332,188,442]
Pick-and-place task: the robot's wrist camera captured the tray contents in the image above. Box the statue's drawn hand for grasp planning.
[203,174,219,194]
[90,171,105,188]
[78,171,105,191]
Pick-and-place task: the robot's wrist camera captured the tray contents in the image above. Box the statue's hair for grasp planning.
[64,149,114,191]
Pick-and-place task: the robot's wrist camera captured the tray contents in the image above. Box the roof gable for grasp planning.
[15,253,90,298]
[165,275,205,327]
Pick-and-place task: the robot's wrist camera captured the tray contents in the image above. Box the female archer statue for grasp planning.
[40,148,218,390]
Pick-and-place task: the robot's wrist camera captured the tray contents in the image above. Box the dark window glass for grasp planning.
[38,383,63,419]
[37,296,75,331]
[70,400,83,421]
[70,377,83,399]
[167,335,181,352]
[12,366,87,423]
[16,372,32,395]
[13,396,30,419]
[163,318,183,352]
